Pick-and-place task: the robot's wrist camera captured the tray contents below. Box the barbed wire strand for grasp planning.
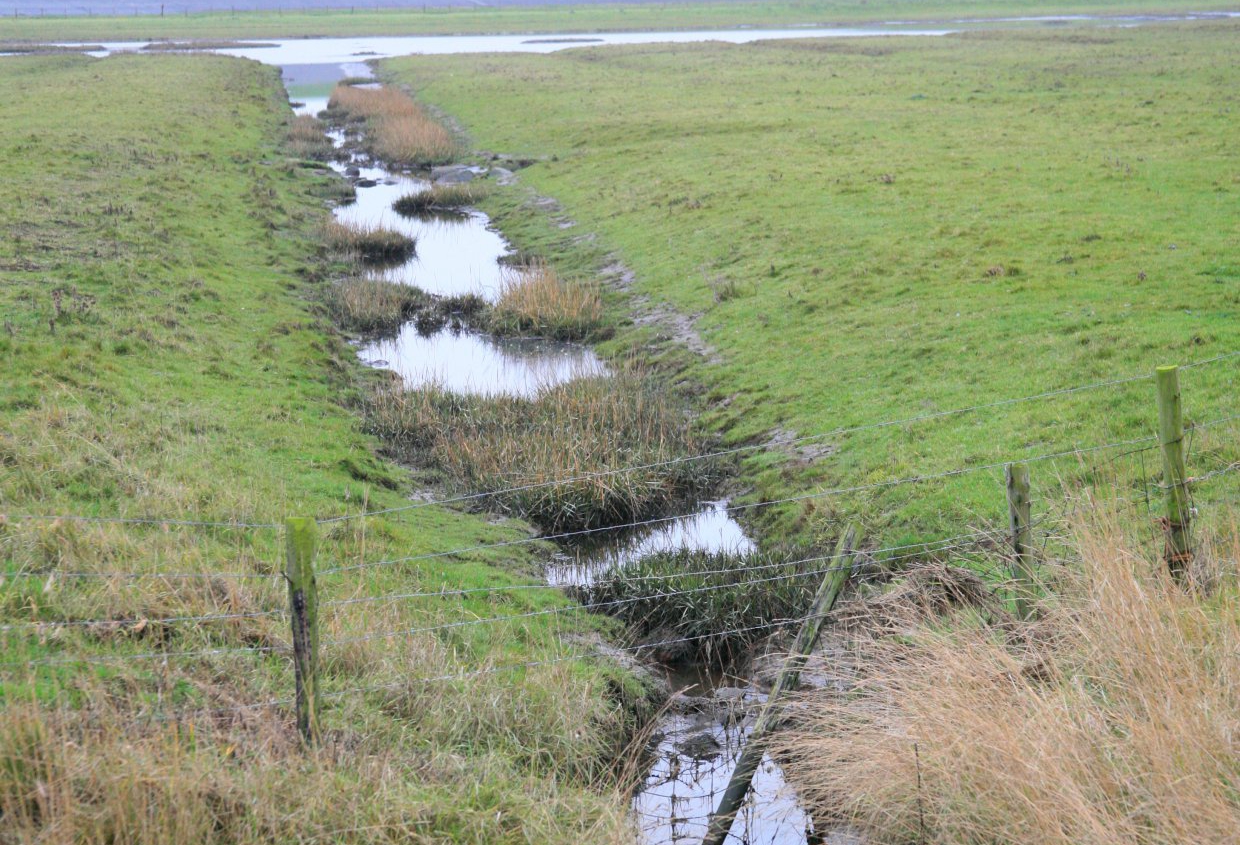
[322,434,1159,576]
[316,369,1168,526]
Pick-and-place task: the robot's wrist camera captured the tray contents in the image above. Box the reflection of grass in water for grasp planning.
[393,182,489,216]
[323,218,416,263]
[367,372,722,532]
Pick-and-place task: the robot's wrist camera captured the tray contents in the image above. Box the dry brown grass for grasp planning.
[493,261,605,341]
[366,372,719,532]
[322,219,415,264]
[325,277,423,335]
[286,114,333,161]
[773,510,1240,845]
[327,83,459,166]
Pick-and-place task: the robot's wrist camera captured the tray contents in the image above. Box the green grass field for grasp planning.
[0,54,638,843]
[386,21,1240,544]
[2,0,1237,42]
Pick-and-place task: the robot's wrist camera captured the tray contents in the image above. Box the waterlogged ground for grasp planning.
[292,87,607,395]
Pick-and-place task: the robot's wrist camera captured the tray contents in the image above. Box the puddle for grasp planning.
[357,325,605,397]
[638,673,812,845]
[549,500,755,587]
[286,74,602,397]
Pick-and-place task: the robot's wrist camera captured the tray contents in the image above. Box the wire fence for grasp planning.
[1,354,1236,736]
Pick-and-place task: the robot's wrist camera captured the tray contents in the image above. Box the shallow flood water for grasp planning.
[549,500,756,587]
[290,84,605,396]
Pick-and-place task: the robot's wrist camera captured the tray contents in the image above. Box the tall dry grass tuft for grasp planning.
[327,83,459,166]
[392,182,489,217]
[493,261,606,341]
[285,113,333,160]
[772,511,1240,845]
[322,219,416,264]
[326,277,424,335]
[366,373,720,532]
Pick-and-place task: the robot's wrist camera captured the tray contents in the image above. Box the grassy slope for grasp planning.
[387,22,1240,544]
[2,0,1237,42]
[0,54,632,843]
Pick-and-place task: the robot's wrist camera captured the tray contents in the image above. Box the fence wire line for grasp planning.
[322,540,998,649]
[1,513,280,529]
[320,527,1004,612]
[4,351,1233,533]
[1,641,285,670]
[315,368,1172,526]
[323,433,1160,576]
[0,606,287,634]
[0,566,281,583]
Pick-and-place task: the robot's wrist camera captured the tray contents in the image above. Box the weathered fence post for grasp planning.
[1005,462,1034,618]
[702,524,860,845]
[285,517,320,745]
[1156,365,1193,583]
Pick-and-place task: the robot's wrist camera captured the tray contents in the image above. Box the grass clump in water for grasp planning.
[367,372,720,532]
[392,182,489,217]
[326,277,425,335]
[323,218,416,264]
[327,82,459,167]
[577,547,825,664]
[492,261,607,342]
[286,113,334,161]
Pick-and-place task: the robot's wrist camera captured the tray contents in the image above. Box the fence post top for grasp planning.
[1156,364,1179,376]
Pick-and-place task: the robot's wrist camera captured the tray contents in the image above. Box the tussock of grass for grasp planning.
[366,373,719,532]
[327,83,459,167]
[323,218,415,264]
[392,182,488,217]
[492,261,606,341]
[773,514,1240,845]
[577,547,825,663]
[285,113,333,161]
[326,277,425,335]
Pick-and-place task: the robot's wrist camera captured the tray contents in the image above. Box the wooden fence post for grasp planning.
[701,525,861,845]
[285,517,320,745]
[1005,462,1034,618]
[1156,365,1193,583]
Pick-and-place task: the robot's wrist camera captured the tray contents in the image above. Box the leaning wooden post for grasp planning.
[285,517,321,745]
[1156,365,1193,582]
[1005,462,1034,618]
[702,525,860,845]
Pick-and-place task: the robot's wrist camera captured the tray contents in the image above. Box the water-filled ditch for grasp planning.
[292,74,814,845]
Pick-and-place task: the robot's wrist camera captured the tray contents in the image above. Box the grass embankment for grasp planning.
[773,512,1240,843]
[385,22,1240,544]
[0,54,638,843]
[3,0,1238,42]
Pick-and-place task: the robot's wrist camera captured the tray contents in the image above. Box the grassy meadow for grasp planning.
[2,0,1238,43]
[0,54,641,843]
[385,21,1240,544]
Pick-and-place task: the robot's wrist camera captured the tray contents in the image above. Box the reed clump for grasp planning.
[579,547,824,663]
[366,373,719,532]
[323,219,416,264]
[492,261,607,341]
[392,182,489,217]
[772,514,1240,845]
[327,83,459,167]
[326,277,426,335]
[285,113,334,161]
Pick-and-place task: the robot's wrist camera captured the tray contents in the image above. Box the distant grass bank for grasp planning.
[1,0,1237,42]
[386,20,1240,543]
[0,53,637,843]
